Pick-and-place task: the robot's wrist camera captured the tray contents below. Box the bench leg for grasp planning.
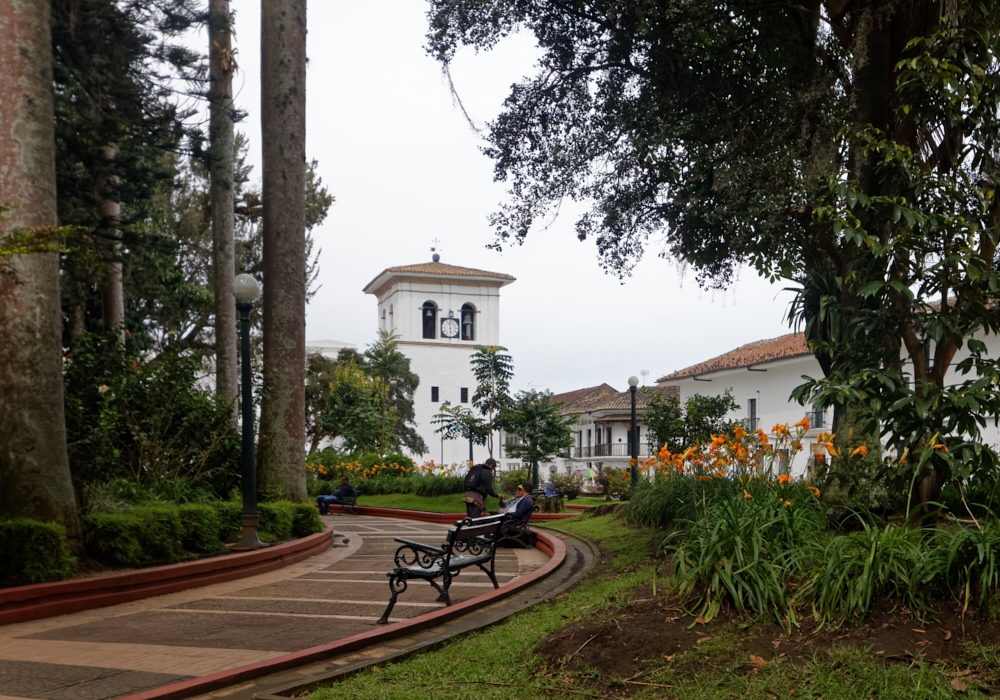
[428,577,450,606]
[377,574,407,624]
[477,561,499,589]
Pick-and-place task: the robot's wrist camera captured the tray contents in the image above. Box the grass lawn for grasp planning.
[356,493,604,513]
[308,512,998,700]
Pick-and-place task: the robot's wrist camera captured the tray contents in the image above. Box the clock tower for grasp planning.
[363,255,516,464]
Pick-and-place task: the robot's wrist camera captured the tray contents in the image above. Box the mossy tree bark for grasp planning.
[209,0,238,413]
[257,0,307,501]
[0,0,81,544]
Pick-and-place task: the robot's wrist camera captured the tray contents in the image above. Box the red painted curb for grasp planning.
[0,529,333,626]
[333,505,579,522]
[566,504,594,511]
[116,529,567,700]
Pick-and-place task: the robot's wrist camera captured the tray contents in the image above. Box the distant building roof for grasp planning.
[656,332,810,382]
[558,383,678,415]
[363,259,516,294]
[305,339,356,358]
[550,383,618,411]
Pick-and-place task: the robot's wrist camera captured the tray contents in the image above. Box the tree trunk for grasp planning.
[209,0,238,412]
[257,0,307,501]
[99,143,124,339]
[0,0,81,544]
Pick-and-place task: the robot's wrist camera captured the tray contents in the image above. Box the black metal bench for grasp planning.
[335,491,360,515]
[376,514,505,624]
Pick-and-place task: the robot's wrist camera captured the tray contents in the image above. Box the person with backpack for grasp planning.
[462,458,503,518]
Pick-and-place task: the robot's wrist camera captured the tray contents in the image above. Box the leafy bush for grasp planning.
[550,471,584,500]
[291,503,324,537]
[83,477,216,514]
[259,501,296,541]
[498,468,529,494]
[64,334,241,498]
[83,506,186,566]
[178,504,225,553]
[924,520,1000,616]
[413,475,463,497]
[311,473,463,498]
[214,499,242,542]
[0,520,78,587]
[796,522,927,622]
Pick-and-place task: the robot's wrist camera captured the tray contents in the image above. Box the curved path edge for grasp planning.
[116,529,568,700]
[0,529,334,626]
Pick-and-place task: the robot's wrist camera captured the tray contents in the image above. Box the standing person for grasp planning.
[462,458,503,518]
[316,476,356,515]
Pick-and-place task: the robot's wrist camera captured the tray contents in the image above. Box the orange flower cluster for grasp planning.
[643,420,824,501]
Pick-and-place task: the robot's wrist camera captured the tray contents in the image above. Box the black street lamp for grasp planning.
[230,273,267,549]
[628,375,639,486]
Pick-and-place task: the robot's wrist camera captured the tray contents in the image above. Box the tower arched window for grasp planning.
[422,301,437,339]
[388,303,393,331]
[461,303,476,341]
[381,308,386,330]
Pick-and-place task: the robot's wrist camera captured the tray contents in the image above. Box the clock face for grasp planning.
[440,318,460,338]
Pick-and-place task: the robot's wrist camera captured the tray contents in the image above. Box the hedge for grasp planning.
[0,519,78,587]
[82,500,324,567]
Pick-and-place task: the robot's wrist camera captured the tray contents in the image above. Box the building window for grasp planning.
[461,303,476,341]
[586,429,591,447]
[747,398,758,431]
[389,303,393,330]
[422,301,437,339]
[460,387,469,403]
[431,386,439,402]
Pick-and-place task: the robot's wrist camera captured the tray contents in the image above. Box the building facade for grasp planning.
[363,255,515,465]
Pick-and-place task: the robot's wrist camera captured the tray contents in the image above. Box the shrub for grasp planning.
[83,506,185,566]
[214,500,242,542]
[797,522,927,622]
[498,468,528,494]
[0,519,78,587]
[924,520,1000,616]
[550,471,584,500]
[259,501,297,541]
[413,475,464,497]
[291,503,325,537]
[178,504,225,553]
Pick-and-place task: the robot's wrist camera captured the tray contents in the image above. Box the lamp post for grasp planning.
[628,375,639,486]
[230,273,267,549]
[440,400,451,465]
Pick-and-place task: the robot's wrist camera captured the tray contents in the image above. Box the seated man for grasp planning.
[500,482,535,525]
[316,476,356,515]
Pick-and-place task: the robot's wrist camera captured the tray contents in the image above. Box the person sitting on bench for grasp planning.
[500,482,535,525]
[316,476,357,515]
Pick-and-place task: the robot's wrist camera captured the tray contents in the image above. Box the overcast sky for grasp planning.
[222,0,795,394]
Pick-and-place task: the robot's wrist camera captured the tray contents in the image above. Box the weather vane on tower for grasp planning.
[430,238,442,262]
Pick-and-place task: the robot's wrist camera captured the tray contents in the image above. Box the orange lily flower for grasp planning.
[777,474,792,485]
[850,445,868,458]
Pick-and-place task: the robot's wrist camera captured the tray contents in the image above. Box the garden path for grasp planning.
[0,515,548,700]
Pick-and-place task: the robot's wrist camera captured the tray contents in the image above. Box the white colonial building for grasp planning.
[655,331,1000,476]
[363,255,515,465]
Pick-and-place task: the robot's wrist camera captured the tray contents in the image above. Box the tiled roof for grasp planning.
[656,332,810,382]
[550,383,618,410]
[364,261,516,292]
[561,384,678,414]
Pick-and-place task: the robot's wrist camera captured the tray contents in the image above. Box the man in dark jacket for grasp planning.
[316,476,357,515]
[462,458,502,518]
[501,482,535,525]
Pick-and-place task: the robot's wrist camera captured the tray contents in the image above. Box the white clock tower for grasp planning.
[363,254,516,465]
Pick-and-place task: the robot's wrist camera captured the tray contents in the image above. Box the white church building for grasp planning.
[363,255,516,466]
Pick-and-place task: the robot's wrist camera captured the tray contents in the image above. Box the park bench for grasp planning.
[334,491,360,515]
[376,514,506,624]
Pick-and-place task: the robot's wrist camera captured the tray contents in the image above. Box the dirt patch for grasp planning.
[536,587,1000,682]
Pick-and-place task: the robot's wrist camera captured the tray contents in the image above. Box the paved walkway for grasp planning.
[0,516,548,700]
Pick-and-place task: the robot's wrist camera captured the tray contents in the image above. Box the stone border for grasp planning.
[0,528,333,627]
[116,529,567,700]
[330,505,579,522]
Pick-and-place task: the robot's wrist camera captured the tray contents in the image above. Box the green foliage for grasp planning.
[500,390,575,484]
[64,334,241,497]
[258,502,296,542]
[312,473,463,498]
[433,404,488,453]
[594,463,631,501]
[365,331,426,456]
[549,471,583,500]
[83,506,185,566]
[318,354,384,454]
[470,345,514,457]
[177,504,225,554]
[290,503,324,537]
[497,468,529,494]
[0,520,78,587]
[644,390,741,454]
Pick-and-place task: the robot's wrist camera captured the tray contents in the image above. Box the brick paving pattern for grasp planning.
[0,516,549,700]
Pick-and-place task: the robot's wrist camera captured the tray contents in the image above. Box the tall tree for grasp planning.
[427,0,1000,509]
[501,390,574,486]
[208,0,238,409]
[0,0,81,541]
[257,0,307,500]
[470,345,514,458]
